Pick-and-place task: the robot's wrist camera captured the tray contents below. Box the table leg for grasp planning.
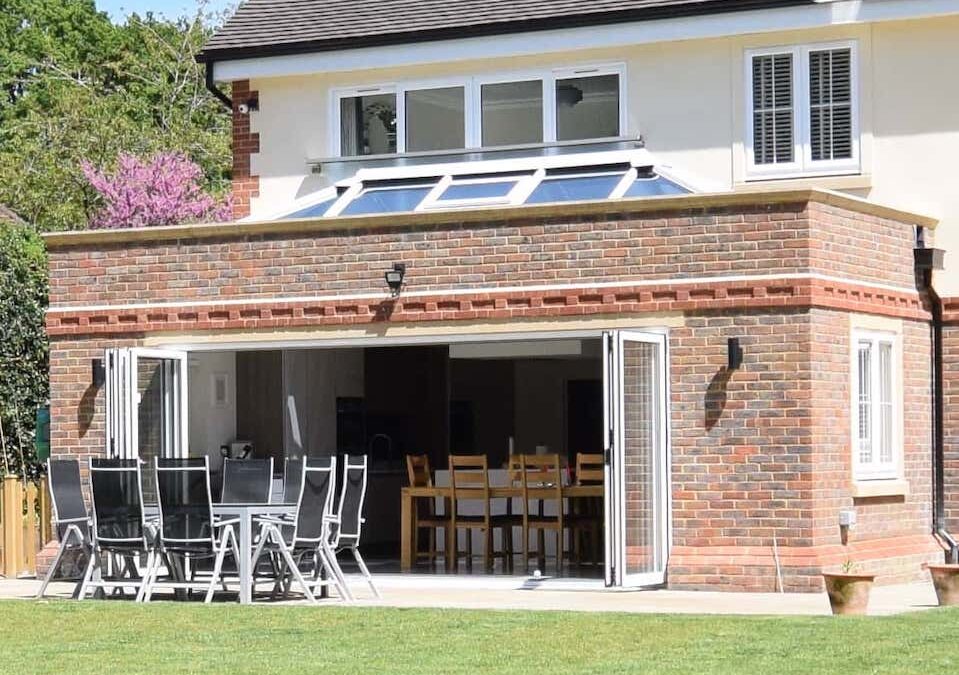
[238,510,251,604]
[445,497,455,573]
[400,490,413,571]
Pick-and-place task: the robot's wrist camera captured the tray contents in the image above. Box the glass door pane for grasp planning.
[604,331,668,587]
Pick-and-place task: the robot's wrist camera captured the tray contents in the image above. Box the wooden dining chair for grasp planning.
[570,453,604,567]
[449,454,517,573]
[405,454,449,567]
[520,454,564,574]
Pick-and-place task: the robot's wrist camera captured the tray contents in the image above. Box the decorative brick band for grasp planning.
[46,276,929,337]
[942,296,959,325]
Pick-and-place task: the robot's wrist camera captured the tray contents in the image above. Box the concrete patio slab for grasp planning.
[3,575,941,616]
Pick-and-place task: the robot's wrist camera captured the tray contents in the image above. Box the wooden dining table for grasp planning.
[399,484,604,572]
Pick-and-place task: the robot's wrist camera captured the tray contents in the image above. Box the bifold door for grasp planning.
[105,348,188,462]
[603,331,669,587]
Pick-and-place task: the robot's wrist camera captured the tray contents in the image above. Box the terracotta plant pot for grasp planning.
[925,564,959,606]
[822,572,875,615]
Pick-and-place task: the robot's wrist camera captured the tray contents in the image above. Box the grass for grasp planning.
[1,601,958,674]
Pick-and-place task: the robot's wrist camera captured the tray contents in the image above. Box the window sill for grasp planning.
[735,173,872,192]
[851,478,909,499]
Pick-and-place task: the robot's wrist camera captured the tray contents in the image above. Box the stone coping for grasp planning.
[42,187,938,249]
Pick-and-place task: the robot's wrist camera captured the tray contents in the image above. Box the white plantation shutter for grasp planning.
[751,53,794,165]
[808,48,853,161]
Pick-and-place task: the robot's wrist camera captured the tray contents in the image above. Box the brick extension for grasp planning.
[43,191,948,591]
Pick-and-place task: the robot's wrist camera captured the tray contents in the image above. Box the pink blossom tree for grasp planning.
[82,152,231,229]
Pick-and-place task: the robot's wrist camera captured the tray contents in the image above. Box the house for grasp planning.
[42,0,959,591]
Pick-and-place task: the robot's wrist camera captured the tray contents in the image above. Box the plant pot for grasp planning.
[822,572,875,615]
[925,564,959,606]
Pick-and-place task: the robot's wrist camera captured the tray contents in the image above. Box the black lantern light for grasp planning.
[727,337,743,370]
[385,262,406,296]
[92,358,106,388]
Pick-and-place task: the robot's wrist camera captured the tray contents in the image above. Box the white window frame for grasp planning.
[473,72,550,148]
[331,83,399,157]
[399,76,472,154]
[551,64,628,144]
[417,171,543,211]
[331,63,627,157]
[850,329,899,482]
[745,40,860,180]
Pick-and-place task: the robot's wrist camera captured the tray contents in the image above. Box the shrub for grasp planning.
[0,216,48,479]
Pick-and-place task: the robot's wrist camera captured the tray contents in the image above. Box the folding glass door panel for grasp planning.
[603,331,669,587]
[105,348,188,467]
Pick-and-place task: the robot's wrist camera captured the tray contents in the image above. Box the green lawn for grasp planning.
[2,601,958,674]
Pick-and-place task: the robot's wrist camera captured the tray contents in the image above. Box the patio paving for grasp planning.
[1,575,940,616]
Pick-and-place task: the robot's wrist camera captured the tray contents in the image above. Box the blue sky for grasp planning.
[96,0,237,21]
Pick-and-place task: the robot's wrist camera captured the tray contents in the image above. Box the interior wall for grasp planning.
[449,359,515,466]
[514,358,601,460]
[282,348,364,458]
[236,350,284,466]
[188,351,237,471]
[364,345,449,469]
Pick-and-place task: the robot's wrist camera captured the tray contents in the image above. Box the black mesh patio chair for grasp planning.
[142,457,240,603]
[251,456,351,603]
[78,459,153,601]
[37,459,92,599]
[330,454,379,598]
[282,458,303,504]
[221,457,274,504]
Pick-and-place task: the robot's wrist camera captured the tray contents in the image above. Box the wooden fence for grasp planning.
[0,476,52,578]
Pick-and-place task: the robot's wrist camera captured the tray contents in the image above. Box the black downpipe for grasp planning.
[205,62,233,111]
[920,245,958,563]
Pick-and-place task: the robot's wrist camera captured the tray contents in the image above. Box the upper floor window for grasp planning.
[852,330,898,481]
[332,64,625,157]
[745,42,859,179]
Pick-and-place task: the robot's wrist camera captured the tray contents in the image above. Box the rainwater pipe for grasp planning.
[915,228,958,563]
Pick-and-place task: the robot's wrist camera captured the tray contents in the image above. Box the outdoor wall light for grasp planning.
[385,263,407,296]
[91,358,106,388]
[727,337,743,370]
[237,97,259,114]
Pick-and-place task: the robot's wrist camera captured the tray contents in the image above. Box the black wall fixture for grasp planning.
[727,337,743,370]
[91,358,106,388]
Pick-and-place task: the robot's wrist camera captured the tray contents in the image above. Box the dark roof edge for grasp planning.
[197,0,810,65]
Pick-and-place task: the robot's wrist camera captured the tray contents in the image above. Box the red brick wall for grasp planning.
[231,79,259,220]
[48,336,139,478]
[668,309,817,591]
[46,202,918,310]
[44,197,943,590]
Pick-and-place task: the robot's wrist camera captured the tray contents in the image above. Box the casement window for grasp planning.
[746,42,858,178]
[333,64,625,157]
[851,331,898,481]
[338,88,397,156]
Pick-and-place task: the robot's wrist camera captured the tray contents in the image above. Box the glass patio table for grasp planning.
[211,502,296,604]
[143,502,297,604]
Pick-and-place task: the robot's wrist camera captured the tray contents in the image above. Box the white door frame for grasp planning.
[104,347,189,459]
[603,329,670,587]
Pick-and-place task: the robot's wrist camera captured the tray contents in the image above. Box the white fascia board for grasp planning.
[212,0,959,81]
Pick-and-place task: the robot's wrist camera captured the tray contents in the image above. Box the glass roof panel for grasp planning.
[439,180,518,201]
[283,197,337,220]
[525,173,623,204]
[341,186,433,216]
[623,176,688,198]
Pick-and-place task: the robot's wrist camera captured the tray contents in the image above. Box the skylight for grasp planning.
[268,149,693,221]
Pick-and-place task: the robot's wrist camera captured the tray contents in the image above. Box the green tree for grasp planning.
[0,212,48,478]
[0,2,231,231]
